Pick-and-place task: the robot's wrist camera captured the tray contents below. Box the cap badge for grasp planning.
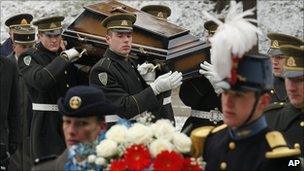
[272,40,279,48]
[50,22,57,28]
[20,19,28,25]
[69,96,82,110]
[286,57,296,67]
[157,12,164,18]
[121,20,128,26]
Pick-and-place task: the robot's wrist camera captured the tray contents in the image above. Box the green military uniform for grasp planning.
[18,16,88,163]
[267,33,303,103]
[265,45,304,158]
[90,14,175,123]
[191,54,301,171]
[141,5,171,20]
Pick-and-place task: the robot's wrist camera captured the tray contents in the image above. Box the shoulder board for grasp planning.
[190,126,215,158]
[34,155,57,165]
[263,102,285,113]
[265,131,300,159]
[96,57,112,69]
[211,124,227,134]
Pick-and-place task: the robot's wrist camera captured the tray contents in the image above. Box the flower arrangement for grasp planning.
[65,118,203,171]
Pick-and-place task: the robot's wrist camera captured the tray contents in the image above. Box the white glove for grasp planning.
[137,62,156,83]
[199,61,223,94]
[60,48,85,61]
[150,71,183,95]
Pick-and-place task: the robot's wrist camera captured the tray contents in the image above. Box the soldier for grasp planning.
[7,25,36,171]
[191,3,301,170]
[265,45,304,158]
[18,16,88,163]
[1,13,33,58]
[90,14,182,124]
[180,19,222,135]
[266,33,303,103]
[141,4,171,20]
[0,57,21,171]
[32,86,117,171]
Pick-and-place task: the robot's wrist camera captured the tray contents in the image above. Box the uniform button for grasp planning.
[64,70,68,75]
[294,143,300,149]
[220,162,227,170]
[270,90,274,94]
[300,121,304,127]
[138,78,140,81]
[229,142,236,150]
[66,84,70,88]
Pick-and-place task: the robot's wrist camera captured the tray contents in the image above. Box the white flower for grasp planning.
[96,139,118,158]
[172,132,191,153]
[106,125,128,143]
[95,157,106,166]
[126,123,153,145]
[87,154,96,163]
[151,119,175,141]
[149,139,174,158]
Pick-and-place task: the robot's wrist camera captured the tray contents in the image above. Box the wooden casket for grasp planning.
[62,0,210,80]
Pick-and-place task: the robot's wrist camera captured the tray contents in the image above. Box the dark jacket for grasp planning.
[265,103,304,157]
[31,149,67,171]
[0,57,21,159]
[89,49,174,122]
[18,43,88,161]
[270,76,288,103]
[0,38,13,58]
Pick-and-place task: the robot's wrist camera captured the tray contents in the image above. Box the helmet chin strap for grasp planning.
[243,91,262,126]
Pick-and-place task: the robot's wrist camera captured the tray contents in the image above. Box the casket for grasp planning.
[62,0,210,80]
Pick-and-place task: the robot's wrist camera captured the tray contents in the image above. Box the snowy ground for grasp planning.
[1,0,303,129]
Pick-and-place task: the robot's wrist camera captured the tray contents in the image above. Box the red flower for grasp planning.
[153,151,184,171]
[124,144,151,171]
[182,158,203,171]
[109,159,128,171]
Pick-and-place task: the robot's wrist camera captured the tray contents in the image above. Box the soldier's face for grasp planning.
[271,56,285,77]
[285,76,304,108]
[106,31,132,56]
[221,90,270,128]
[38,33,62,52]
[62,116,106,148]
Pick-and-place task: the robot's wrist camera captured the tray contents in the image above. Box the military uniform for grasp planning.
[141,5,171,20]
[0,13,33,58]
[18,16,88,162]
[0,57,21,170]
[267,33,303,103]
[265,45,304,158]
[90,14,175,123]
[31,150,66,171]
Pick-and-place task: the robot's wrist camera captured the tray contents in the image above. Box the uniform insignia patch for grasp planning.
[23,55,31,66]
[98,72,108,86]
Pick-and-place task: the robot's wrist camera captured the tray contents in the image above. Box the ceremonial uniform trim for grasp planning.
[263,102,285,113]
[211,124,228,134]
[43,67,56,82]
[131,95,140,114]
[190,126,215,158]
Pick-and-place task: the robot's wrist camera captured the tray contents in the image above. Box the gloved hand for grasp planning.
[150,71,183,95]
[199,61,223,94]
[137,62,156,83]
[60,48,86,62]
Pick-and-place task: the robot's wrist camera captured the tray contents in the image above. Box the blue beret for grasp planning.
[57,86,118,117]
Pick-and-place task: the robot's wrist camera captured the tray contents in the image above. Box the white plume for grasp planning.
[204,1,263,80]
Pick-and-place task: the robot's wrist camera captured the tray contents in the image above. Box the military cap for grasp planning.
[267,33,303,57]
[279,45,304,78]
[219,54,273,92]
[11,25,36,44]
[57,86,118,117]
[141,5,171,20]
[5,13,33,27]
[33,16,64,35]
[101,13,136,33]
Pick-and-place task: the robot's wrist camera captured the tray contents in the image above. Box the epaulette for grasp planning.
[96,57,112,69]
[211,124,227,134]
[34,155,57,165]
[263,102,285,113]
[265,131,300,158]
[190,126,215,158]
